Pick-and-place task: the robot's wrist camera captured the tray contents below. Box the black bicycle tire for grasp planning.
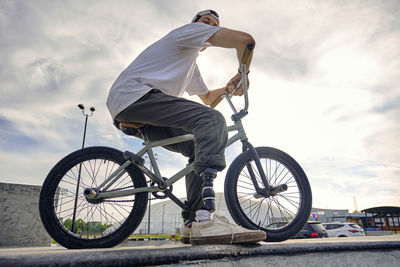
[224,146,312,242]
[39,146,148,248]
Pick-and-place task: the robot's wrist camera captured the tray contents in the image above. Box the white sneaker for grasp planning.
[181,225,191,244]
[181,209,211,244]
[190,214,266,245]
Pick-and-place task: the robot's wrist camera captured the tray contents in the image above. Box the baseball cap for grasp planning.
[191,9,219,25]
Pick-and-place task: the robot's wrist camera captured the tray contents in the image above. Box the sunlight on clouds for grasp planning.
[315,46,380,86]
[1,0,399,211]
[245,51,397,210]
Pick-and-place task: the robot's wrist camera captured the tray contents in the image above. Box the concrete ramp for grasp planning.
[0,236,399,266]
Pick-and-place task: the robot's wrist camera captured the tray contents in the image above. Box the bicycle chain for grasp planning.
[102,185,136,203]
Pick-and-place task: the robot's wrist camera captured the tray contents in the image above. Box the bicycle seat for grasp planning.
[115,121,146,137]
[119,122,145,129]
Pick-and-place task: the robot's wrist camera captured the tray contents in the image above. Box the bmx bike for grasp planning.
[39,47,312,249]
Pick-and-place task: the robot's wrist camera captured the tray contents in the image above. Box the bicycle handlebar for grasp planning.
[210,43,254,115]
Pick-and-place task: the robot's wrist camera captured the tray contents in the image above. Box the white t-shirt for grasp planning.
[106,23,223,119]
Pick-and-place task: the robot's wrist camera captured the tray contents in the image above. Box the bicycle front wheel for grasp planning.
[225,146,312,242]
[39,146,148,248]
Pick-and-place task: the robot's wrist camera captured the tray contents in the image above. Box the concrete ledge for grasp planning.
[0,236,399,266]
[366,230,393,236]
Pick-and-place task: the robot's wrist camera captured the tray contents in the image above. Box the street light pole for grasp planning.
[81,114,88,149]
[71,104,95,233]
[78,104,95,149]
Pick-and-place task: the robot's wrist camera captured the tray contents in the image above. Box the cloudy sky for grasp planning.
[1,0,399,211]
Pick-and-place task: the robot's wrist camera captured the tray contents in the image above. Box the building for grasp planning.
[361,206,400,233]
[311,206,400,234]
[134,192,400,235]
[310,208,349,223]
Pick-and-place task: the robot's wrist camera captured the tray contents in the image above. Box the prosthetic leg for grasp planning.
[200,168,217,212]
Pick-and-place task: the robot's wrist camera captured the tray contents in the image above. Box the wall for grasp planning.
[0,182,51,247]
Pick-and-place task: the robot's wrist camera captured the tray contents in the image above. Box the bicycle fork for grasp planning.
[241,140,288,198]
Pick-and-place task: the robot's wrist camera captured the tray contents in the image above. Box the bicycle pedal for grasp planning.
[123,151,145,166]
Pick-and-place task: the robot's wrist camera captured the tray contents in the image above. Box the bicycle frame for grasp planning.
[95,44,273,204]
[96,119,251,199]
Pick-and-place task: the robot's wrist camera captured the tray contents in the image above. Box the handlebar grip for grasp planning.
[241,43,254,67]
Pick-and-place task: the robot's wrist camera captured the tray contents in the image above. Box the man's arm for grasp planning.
[198,87,226,106]
[198,28,255,107]
[207,28,255,72]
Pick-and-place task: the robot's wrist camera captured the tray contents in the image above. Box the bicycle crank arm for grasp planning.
[168,193,186,210]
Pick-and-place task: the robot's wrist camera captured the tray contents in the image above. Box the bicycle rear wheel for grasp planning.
[39,146,148,248]
[224,146,312,242]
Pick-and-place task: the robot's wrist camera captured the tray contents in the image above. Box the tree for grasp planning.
[62,219,112,235]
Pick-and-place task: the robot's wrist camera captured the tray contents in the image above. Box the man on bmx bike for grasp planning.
[107,9,266,245]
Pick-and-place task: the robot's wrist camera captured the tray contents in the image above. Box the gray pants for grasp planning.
[115,89,228,222]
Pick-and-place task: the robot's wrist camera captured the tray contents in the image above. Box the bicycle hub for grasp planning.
[83,188,103,204]
[84,188,97,199]
[269,184,288,196]
[253,184,288,198]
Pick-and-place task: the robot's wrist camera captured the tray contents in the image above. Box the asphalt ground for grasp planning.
[0,235,399,266]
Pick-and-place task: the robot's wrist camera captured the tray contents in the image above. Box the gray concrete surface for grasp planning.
[173,250,400,267]
[366,230,393,236]
[0,182,51,247]
[0,236,399,266]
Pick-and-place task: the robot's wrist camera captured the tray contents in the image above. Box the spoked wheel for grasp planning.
[39,146,148,248]
[225,146,312,242]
